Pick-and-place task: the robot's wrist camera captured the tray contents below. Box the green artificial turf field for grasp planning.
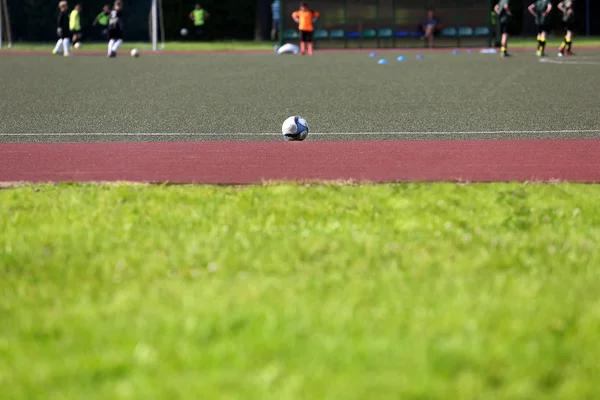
[2,183,600,399]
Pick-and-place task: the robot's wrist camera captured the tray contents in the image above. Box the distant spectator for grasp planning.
[93,5,111,39]
[189,4,209,41]
[423,7,440,48]
[271,0,281,40]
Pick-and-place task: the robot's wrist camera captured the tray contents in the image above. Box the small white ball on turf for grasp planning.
[74,42,81,49]
[180,28,189,36]
[131,48,140,58]
[282,116,309,141]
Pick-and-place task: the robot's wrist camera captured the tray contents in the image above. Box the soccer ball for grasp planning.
[74,42,81,49]
[130,48,140,58]
[180,28,189,37]
[282,116,309,141]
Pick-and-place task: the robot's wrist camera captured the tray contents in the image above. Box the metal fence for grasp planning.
[278,0,494,48]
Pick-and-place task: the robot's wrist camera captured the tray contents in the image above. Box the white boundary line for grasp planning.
[539,57,600,65]
[1,129,600,136]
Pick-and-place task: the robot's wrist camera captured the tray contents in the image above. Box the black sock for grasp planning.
[537,39,542,50]
[566,40,572,51]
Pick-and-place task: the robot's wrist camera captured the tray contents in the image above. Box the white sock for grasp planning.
[111,39,123,53]
[53,39,63,52]
[108,39,115,54]
[62,38,71,54]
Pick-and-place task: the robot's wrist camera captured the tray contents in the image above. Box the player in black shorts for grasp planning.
[558,1,575,56]
[292,3,319,55]
[528,0,552,57]
[494,0,512,57]
[53,1,71,56]
[107,1,123,58]
[300,30,313,43]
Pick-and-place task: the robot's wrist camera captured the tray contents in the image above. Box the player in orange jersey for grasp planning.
[292,2,319,55]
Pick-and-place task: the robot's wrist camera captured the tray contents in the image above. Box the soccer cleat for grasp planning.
[108,51,116,58]
[558,52,564,57]
[566,51,575,56]
[63,52,71,57]
[52,49,61,55]
[501,52,511,58]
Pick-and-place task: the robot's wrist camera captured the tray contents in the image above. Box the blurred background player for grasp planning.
[70,4,82,48]
[528,0,552,57]
[423,8,440,48]
[292,2,319,55]
[93,5,111,40]
[53,1,71,56]
[107,1,123,57]
[189,4,209,41]
[271,0,281,40]
[558,0,575,56]
[494,0,512,57]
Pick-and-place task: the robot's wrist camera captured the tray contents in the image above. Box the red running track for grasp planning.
[1,140,600,184]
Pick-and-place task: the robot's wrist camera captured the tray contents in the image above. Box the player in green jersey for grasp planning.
[558,0,575,56]
[494,0,513,57]
[528,0,552,57]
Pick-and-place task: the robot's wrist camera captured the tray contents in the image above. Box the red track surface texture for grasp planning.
[1,139,599,184]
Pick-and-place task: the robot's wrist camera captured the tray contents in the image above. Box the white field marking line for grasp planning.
[2,129,600,136]
[539,57,600,65]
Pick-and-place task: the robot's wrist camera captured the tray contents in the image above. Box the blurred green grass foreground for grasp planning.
[2,183,600,399]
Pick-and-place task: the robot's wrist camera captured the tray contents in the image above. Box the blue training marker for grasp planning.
[416,54,423,59]
[452,50,459,55]
[369,52,377,58]
[466,49,472,54]
[397,56,405,61]
[378,58,388,65]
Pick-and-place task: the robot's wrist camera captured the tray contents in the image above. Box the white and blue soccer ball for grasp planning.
[282,116,309,141]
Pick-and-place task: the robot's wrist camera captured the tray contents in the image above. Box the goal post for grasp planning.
[0,0,13,50]
[150,0,165,51]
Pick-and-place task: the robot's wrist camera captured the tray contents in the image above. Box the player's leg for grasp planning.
[565,25,574,55]
[108,38,115,56]
[425,25,434,48]
[111,38,123,54]
[500,23,510,57]
[299,31,306,55]
[307,31,314,55]
[53,39,64,54]
[539,28,547,56]
[536,25,542,55]
[62,37,71,56]
[559,23,567,56]
[271,19,278,40]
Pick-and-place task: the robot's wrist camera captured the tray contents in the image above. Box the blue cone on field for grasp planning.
[397,56,405,61]
[378,58,388,65]
[369,52,377,58]
[416,54,423,59]
[466,49,472,54]
[452,50,459,55]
